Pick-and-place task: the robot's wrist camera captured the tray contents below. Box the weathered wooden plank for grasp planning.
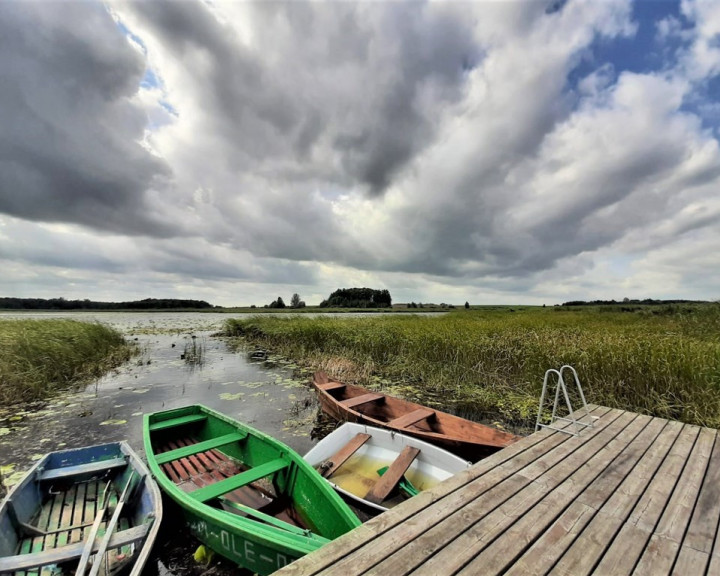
[634,535,679,576]
[275,405,609,576]
[0,525,149,572]
[56,485,76,549]
[171,439,273,509]
[335,409,630,576]
[680,428,720,555]
[628,424,701,532]
[169,458,189,481]
[339,393,384,409]
[481,416,672,576]
[418,413,651,576]
[69,482,86,545]
[541,418,678,576]
[321,433,372,478]
[706,548,720,574]
[591,423,699,576]
[388,409,435,429]
[32,482,56,576]
[633,426,716,575]
[23,484,56,576]
[155,432,246,464]
[317,381,346,392]
[673,545,709,575]
[365,446,420,505]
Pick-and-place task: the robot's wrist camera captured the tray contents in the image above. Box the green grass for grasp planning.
[0,319,137,404]
[225,304,720,429]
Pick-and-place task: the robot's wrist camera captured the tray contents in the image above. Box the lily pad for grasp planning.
[219,392,245,401]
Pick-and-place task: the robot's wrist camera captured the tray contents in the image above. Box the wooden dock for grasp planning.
[275,405,720,575]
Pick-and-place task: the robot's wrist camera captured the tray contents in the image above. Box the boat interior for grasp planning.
[318,432,421,507]
[315,376,443,435]
[154,435,308,530]
[147,410,329,538]
[0,447,152,576]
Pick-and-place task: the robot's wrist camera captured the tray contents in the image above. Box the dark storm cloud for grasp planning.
[0,2,172,235]
[128,1,478,195]
[333,4,480,194]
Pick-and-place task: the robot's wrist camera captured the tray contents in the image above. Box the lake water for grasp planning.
[0,311,334,574]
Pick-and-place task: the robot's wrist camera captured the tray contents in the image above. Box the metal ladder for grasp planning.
[535,365,596,436]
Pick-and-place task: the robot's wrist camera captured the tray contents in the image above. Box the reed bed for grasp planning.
[0,319,136,404]
[225,304,720,429]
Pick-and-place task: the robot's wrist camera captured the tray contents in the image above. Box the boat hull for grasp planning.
[0,441,161,576]
[312,372,520,461]
[143,404,360,576]
[304,422,471,512]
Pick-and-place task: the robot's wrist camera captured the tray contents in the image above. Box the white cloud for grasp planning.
[2,0,720,305]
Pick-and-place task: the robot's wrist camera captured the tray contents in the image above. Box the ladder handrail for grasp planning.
[535,365,595,436]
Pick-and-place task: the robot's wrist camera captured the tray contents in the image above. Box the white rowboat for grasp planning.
[304,422,471,513]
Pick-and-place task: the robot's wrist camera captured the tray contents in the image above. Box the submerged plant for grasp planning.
[182,335,205,367]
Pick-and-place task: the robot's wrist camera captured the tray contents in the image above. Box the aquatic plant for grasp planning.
[182,335,205,366]
[0,319,137,404]
[225,304,720,429]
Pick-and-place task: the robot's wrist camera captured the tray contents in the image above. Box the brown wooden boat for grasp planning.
[311,372,521,461]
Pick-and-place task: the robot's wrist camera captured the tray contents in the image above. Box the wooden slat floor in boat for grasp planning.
[157,438,305,528]
[275,406,720,576]
[14,478,132,576]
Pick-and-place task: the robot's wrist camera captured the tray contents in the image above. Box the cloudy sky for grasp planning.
[1,0,719,306]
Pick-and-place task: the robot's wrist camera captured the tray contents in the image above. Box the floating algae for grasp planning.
[219,392,245,400]
[99,419,127,426]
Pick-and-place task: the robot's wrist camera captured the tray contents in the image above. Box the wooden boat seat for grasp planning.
[190,458,290,503]
[0,524,149,572]
[148,413,208,432]
[155,432,247,465]
[319,433,372,478]
[364,446,420,505]
[37,457,128,482]
[317,381,346,392]
[340,393,385,409]
[388,408,435,429]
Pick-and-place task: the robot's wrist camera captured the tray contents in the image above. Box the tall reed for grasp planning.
[0,319,136,404]
[225,305,720,428]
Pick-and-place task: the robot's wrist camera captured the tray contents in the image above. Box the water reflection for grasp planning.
[0,312,324,575]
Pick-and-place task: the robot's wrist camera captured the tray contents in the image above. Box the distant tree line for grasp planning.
[561,299,705,307]
[320,288,392,308]
[406,302,456,309]
[265,294,305,309]
[0,297,214,310]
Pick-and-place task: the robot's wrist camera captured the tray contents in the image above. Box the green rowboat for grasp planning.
[143,404,361,575]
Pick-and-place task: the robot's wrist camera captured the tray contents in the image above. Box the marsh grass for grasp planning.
[182,335,205,366]
[0,319,137,404]
[225,304,720,429]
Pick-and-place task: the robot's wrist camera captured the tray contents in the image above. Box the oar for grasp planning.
[86,472,136,576]
[76,481,112,575]
[376,466,419,498]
